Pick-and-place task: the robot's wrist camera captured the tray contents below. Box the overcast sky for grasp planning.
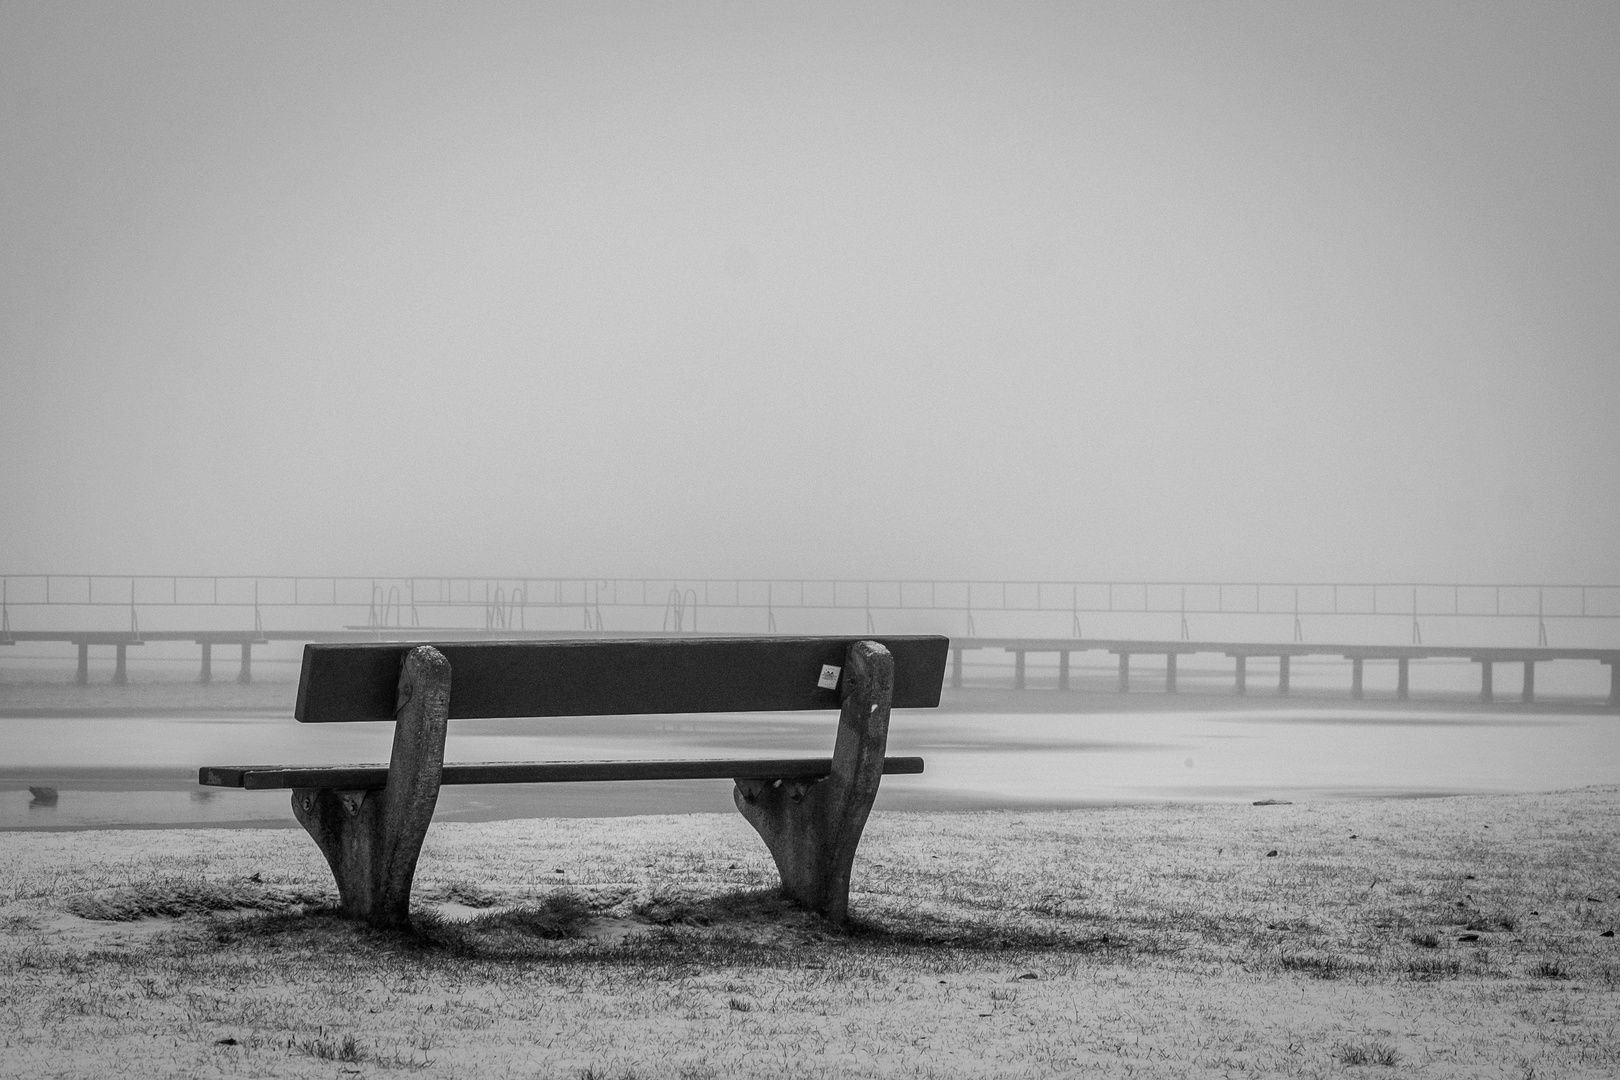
[2,2,1615,584]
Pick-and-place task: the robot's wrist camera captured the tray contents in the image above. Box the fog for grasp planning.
[3,2,1616,584]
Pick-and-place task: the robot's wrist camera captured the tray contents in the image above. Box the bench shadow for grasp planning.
[182,881,1148,965]
[53,872,1168,968]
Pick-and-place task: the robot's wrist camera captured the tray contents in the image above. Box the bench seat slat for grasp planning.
[201,756,925,791]
[295,636,948,722]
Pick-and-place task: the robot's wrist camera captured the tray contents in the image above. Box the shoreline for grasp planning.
[5,686,1616,831]
[0,775,1533,833]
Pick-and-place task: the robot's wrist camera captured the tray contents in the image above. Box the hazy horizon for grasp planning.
[4,2,1617,584]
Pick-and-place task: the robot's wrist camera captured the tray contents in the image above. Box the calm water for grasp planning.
[4,700,1617,829]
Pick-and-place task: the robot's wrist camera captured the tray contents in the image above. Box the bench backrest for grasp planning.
[295,636,950,723]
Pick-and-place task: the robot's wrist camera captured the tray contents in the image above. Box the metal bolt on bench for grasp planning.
[200,635,948,930]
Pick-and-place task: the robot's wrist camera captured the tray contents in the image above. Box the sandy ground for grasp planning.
[1,788,1618,1078]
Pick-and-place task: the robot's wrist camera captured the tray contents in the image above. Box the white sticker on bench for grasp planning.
[817,664,841,689]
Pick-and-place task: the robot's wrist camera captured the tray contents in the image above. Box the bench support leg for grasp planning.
[734,639,893,929]
[291,645,450,930]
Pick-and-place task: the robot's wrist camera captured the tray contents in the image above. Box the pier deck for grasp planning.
[958,637,1620,705]
[4,628,1617,707]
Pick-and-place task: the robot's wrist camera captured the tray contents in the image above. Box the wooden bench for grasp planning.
[200,635,949,930]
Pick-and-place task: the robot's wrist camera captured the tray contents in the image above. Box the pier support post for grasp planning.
[238,642,252,684]
[1118,653,1130,693]
[951,648,962,689]
[1478,660,1493,703]
[1058,651,1069,691]
[1351,657,1364,699]
[1165,653,1177,694]
[1397,658,1409,700]
[114,643,127,685]
[200,641,212,684]
[76,642,89,686]
[1521,661,1535,704]
[1278,655,1290,696]
[1609,662,1619,710]
[1014,651,1025,690]
[1234,655,1246,695]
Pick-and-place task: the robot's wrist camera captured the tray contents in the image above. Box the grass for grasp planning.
[414,892,596,954]
[294,1030,363,1063]
[1335,1040,1401,1066]
[2,787,1618,1077]
[1408,955,1463,978]
[59,875,326,921]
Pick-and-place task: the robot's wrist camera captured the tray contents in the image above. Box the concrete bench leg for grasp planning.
[292,645,450,930]
[734,639,893,928]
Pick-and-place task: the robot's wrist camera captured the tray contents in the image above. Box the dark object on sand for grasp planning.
[28,786,58,807]
[1252,799,1292,806]
[200,636,949,931]
[1266,849,1279,857]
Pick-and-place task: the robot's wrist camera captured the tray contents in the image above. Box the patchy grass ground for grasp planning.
[2,788,1618,1078]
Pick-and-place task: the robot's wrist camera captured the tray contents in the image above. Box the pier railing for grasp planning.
[4,575,1617,702]
[3,575,1617,642]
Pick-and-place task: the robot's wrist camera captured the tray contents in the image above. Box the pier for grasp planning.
[956,637,1620,707]
[2,575,1617,707]
[8,628,1616,708]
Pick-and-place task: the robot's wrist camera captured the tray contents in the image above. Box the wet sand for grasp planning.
[5,681,1618,829]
